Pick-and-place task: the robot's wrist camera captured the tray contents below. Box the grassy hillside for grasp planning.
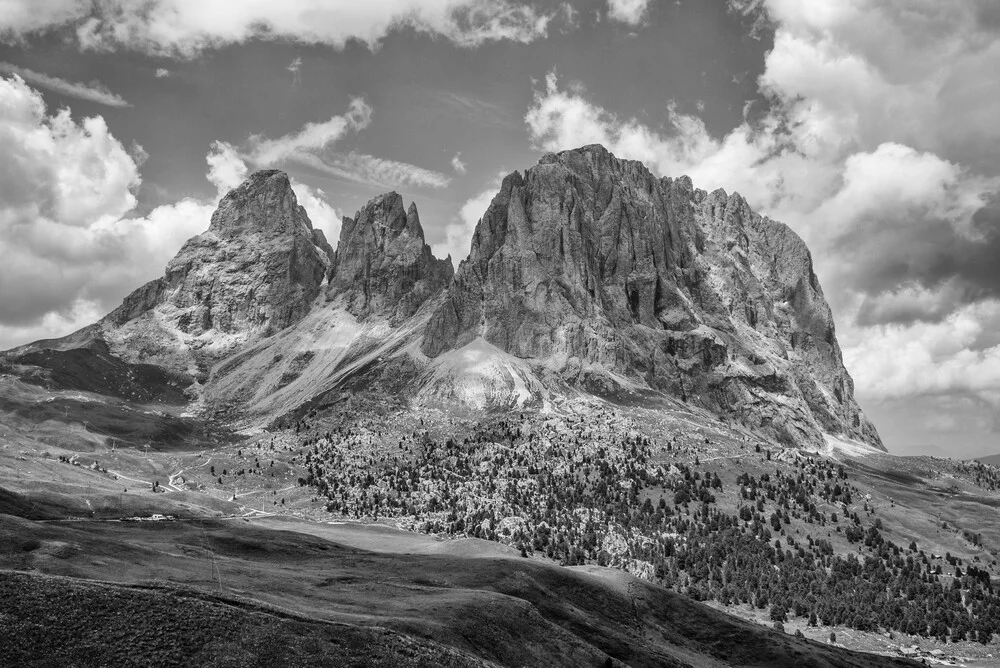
[0,513,918,668]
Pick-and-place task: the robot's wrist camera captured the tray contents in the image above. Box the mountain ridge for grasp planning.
[0,145,882,452]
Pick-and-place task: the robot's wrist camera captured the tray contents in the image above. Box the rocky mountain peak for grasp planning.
[423,145,882,451]
[328,192,453,322]
[207,169,313,240]
[100,170,329,376]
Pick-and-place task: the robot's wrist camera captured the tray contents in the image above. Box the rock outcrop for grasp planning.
[327,193,453,322]
[99,170,331,379]
[423,145,883,450]
[107,170,328,336]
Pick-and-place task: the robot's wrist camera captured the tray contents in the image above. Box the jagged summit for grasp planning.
[423,145,883,450]
[107,169,327,338]
[72,169,330,387]
[2,153,882,452]
[328,191,453,322]
[207,169,311,239]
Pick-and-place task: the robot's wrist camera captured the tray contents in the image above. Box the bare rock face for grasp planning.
[99,170,330,381]
[108,170,328,336]
[327,193,453,322]
[423,145,882,450]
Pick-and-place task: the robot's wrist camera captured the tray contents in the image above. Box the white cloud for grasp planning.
[451,152,467,174]
[247,98,371,165]
[0,0,557,57]
[0,62,129,107]
[154,67,170,78]
[433,175,502,265]
[129,140,149,167]
[215,98,450,189]
[314,152,451,189]
[0,72,206,340]
[287,56,302,84]
[295,182,342,245]
[606,0,649,26]
[843,300,1000,404]
[0,0,82,37]
[205,140,249,194]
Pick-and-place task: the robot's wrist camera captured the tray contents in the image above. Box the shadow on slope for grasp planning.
[0,513,919,668]
[0,570,489,668]
[2,331,191,405]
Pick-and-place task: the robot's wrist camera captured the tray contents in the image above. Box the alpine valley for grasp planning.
[3,146,1000,667]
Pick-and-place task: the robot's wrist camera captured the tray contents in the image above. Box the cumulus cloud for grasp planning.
[205,140,249,194]
[0,0,556,57]
[433,174,503,265]
[451,152,467,174]
[606,0,650,26]
[154,67,170,78]
[0,61,129,107]
[0,73,196,344]
[0,74,342,349]
[842,300,1000,405]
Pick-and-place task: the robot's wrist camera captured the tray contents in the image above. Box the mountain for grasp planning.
[976,453,1000,467]
[1,145,880,452]
[423,146,881,450]
[102,169,331,378]
[1,170,330,408]
[328,192,454,322]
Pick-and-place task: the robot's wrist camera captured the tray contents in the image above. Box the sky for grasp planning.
[0,0,999,458]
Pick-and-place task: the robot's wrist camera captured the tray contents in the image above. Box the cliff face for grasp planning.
[422,145,882,450]
[327,193,453,322]
[96,170,331,381]
[107,170,328,337]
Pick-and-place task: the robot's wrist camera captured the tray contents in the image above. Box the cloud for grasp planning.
[1,0,557,57]
[214,98,450,189]
[154,67,170,78]
[0,72,207,343]
[129,140,149,167]
[0,74,342,350]
[312,152,451,189]
[205,140,249,193]
[606,0,650,26]
[842,300,1000,405]
[433,174,503,265]
[247,98,372,165]
[287,56,302,84]
[0,62,129,107]
[451,152,467,174]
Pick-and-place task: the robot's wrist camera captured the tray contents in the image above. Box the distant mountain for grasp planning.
[0,146,882,451]
[976,453,1000,466]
